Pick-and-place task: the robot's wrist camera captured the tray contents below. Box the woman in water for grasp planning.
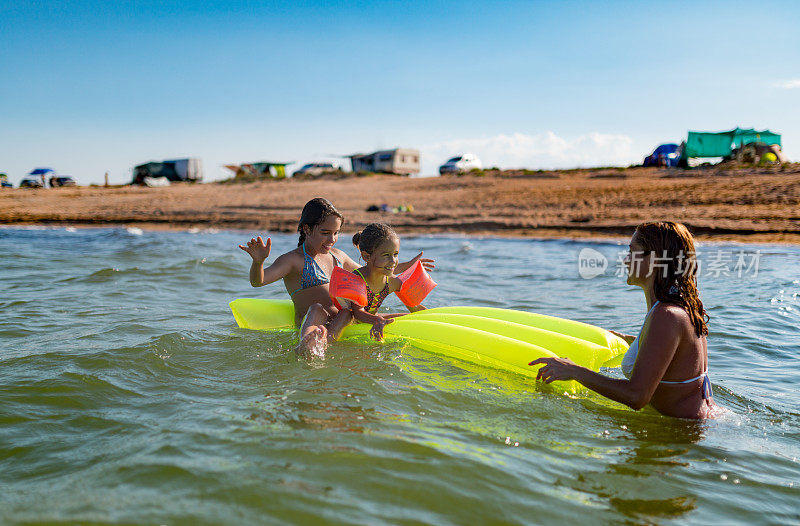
[531,221,717,419]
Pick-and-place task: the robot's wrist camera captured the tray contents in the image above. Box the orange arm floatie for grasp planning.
[395,260,437,307]
[329,266,368,309]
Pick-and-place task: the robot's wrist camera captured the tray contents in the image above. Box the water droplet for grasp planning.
[720,474,728,480]
[733,479,740,484]
[505,437,511,445]
[621,425,628,430]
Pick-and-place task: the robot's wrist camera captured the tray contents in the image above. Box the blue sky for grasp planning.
[1,0,798,184]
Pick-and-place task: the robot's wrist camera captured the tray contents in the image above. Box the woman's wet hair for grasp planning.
[634,221,709,336]
[297,198,344,246]
[352,223,398,256]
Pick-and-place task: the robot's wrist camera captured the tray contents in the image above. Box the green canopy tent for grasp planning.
[684,128,781,158]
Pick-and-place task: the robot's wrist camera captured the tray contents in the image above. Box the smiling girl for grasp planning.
[345,223,428,341]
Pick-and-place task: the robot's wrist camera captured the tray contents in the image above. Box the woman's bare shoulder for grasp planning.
[653,302,693,331]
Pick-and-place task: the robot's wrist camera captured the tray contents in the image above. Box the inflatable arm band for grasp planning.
[329,266,368,309]
[395,260,437,307]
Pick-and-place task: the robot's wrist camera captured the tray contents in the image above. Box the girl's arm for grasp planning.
[239,236,295,287]
[334,249,362,272]
[387,277,427,313]
[249,254,294,287]
[351,306,383,325]
[351,306,394,340]
[530,307,682,410]
[337,249,435,273]
[395,251,435,273]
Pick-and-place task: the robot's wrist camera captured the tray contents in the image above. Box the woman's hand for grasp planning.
[239,236,271,262]
[609,330,636,344]
[529,357,578,383]
[370,316,394,341]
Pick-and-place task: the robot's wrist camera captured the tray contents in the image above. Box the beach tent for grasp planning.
[132,158,203,184]
[224,162,291,179]
[684,128,781,158]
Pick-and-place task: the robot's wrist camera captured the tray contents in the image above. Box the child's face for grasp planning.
[364,236,400,276]
[305,216,341,253]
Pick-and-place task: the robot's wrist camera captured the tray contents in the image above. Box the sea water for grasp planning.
[1,226,798,524]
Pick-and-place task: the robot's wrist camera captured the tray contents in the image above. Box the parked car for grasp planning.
[293,162,339,177]
[0,173,12,188]
[49,176,77,187]
[439,153,483,174]
[643,143,681,167]
[19,177,44,188]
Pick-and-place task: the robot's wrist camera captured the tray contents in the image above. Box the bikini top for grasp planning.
[291,244,341,297]
[621,300,712,398]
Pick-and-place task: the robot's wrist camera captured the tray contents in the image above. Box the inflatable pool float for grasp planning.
[229,298,628,393]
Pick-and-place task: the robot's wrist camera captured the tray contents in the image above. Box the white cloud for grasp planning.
[773,79,800,89]
[419,131,637,174]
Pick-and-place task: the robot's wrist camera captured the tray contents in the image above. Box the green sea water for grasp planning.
[1,226,798,524]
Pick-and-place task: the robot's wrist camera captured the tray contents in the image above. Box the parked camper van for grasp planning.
[348,149,420,175]
[132,158,203,185]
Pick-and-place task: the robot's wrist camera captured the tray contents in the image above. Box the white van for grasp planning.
[439,154,483,174]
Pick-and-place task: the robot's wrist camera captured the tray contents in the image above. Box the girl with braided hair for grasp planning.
[531,222,718,419]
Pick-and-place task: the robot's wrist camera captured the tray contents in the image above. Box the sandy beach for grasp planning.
[2,165,799,244]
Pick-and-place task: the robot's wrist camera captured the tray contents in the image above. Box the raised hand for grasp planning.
[411,251,435,272]
[238,235,271,262]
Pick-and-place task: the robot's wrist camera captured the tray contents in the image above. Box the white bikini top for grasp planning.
[621,301,660,378]
[620,301,711,398]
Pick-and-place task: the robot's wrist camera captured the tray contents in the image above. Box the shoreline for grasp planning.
[2,166,799,245]
[4,222,799,247]
[6,221,800,246]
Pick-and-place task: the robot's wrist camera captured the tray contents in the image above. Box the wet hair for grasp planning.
[634,221,709,336]
[297,198,344,246]
[352,223,398,256]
